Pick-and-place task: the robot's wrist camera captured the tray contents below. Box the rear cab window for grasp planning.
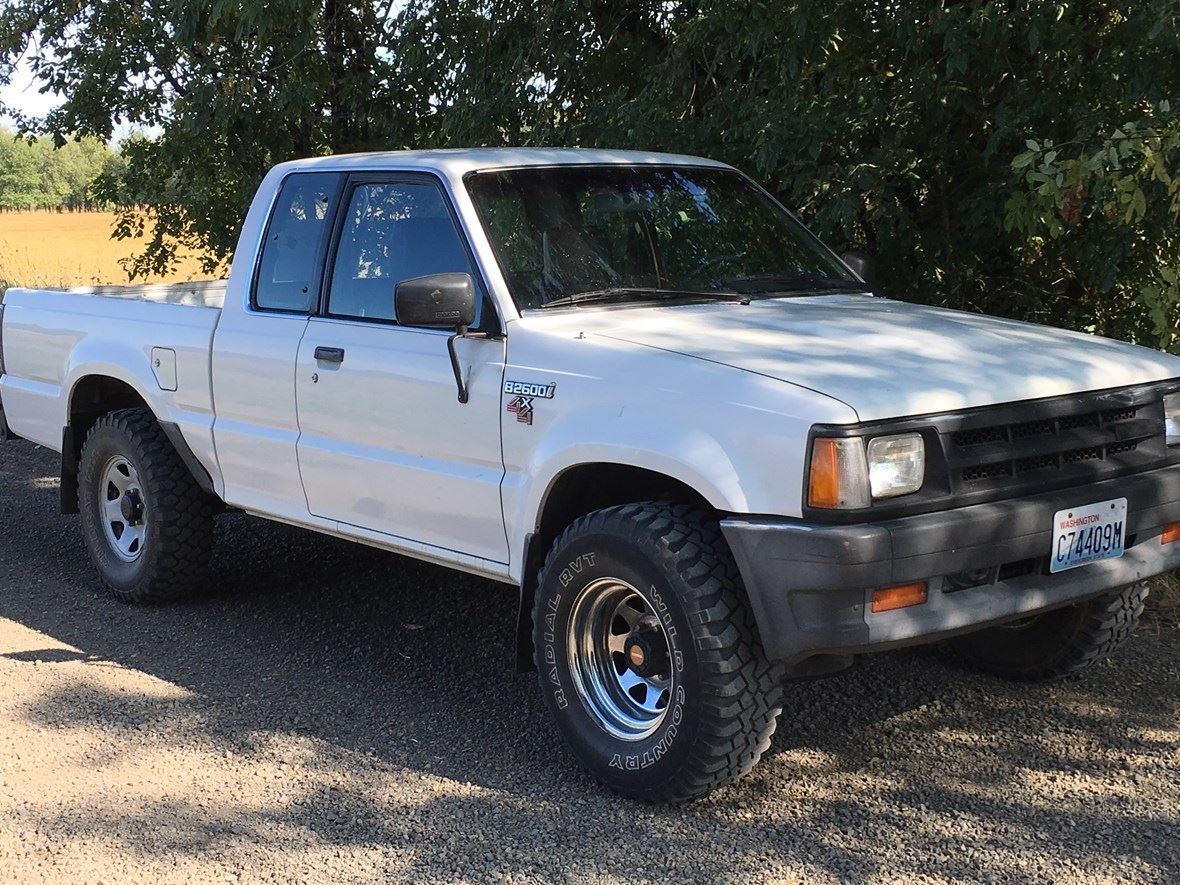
[253,172,344,313]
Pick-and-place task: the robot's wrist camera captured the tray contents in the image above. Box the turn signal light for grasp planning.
[870,582,928,614]
[808,438,842,508]
[1162,522,1180,545]
[807,437,871,509]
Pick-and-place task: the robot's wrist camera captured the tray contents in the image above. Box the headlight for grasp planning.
[808,432,926,509]
[1165,392,1180,445]
[866,433,925,499]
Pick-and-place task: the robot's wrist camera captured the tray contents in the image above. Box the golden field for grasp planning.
[0,210,220,290]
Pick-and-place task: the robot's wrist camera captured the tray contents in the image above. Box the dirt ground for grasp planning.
[1,439,1178,883]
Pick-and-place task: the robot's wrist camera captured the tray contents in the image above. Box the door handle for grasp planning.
[314,346,345,364]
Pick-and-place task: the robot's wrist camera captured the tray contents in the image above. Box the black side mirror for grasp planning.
[840,251,875,286]
[394,272,477,329]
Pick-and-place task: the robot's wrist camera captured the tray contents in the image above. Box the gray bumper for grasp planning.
[721,465,1180,664]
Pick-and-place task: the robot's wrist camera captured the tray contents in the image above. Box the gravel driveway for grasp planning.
[1,439,1178,883]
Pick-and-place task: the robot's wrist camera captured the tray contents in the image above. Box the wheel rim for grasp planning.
[99,455,147,562]
[567,577,673,741]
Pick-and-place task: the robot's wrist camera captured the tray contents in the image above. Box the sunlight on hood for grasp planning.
[588,295,1180,421]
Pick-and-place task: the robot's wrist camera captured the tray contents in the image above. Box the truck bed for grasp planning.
[0,280,226,458]
[15,279,228,308]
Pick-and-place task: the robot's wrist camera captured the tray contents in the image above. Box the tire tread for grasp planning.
[535,502,784,802]
[945,582,1147,682]
[79,408,215,603]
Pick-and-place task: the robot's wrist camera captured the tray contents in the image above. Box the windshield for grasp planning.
[464,164,859,311]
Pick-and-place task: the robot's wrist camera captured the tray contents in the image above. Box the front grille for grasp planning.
[946,395,1165,493]
[806,380,1179,523]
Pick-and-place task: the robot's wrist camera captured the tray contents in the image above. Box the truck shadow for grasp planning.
[2,441,1178,881]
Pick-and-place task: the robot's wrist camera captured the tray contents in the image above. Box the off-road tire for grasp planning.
[533,502,784,802]
[78,408,216,603]
[943,582,1147,682]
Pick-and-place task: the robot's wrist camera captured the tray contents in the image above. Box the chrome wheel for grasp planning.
[567,577,673,741]
[99,455,147,562]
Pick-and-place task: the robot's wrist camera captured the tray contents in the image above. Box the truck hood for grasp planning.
[575,294,1180,421]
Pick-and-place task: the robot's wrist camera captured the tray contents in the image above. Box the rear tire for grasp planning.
[943,582,1147,681]
[533,502,784,802]
[78,408,216,603]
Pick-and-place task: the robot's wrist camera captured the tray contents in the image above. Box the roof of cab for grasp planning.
[271,147,732,178]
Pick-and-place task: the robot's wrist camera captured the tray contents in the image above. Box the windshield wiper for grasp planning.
[721,273,868,295]
[540,287,750,309]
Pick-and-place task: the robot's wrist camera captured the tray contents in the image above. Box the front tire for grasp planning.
[943,582,1147,681]
[78,408,216,603]
[533,503,784,802]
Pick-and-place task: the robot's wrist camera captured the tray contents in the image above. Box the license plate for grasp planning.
[1049,497,1127,574]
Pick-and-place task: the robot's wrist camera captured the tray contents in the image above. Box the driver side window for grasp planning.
[328,181,476,322]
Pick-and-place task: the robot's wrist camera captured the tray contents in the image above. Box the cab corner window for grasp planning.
[328,181,476,323]
[254,172,341,312]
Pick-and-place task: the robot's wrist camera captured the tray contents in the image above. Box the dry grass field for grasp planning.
[0,210,220,290]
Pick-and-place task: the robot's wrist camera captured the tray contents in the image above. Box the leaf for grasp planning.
[1133,187,1147,219]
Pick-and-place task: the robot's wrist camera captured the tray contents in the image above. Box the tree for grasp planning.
[1006,115,1180,349]
[0,129,121,210]
[3,1,1178,349]
[1,0,406,275]
[0,135,42,209]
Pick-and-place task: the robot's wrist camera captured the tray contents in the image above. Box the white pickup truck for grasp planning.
[3,148,1180,801]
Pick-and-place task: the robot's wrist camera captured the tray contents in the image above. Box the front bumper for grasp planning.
[721,465,1180,664]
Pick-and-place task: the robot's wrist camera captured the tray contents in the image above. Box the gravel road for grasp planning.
[1,439,1178,883]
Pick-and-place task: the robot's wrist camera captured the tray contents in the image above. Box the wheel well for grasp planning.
[514,463,717,672]
[537,463,716,542]
[60,376,152,514]
[69,376,151,441]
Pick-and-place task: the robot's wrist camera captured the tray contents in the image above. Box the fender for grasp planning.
[60,363,165,515]
[61,363,219,513]
[505,431,749,586]
[64,343,178,427]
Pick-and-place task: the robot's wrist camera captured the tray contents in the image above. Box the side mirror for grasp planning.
[394,272,476,329]
[840,251,875,286]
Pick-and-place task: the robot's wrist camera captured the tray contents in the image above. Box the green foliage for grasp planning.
[0,130,117,210]
[1005,110,1180,349]
[0,135,42,209]
[3,0,1179,350]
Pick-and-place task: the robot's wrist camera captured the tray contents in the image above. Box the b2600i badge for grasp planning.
[504,379,555,426]
[504,380,556,399]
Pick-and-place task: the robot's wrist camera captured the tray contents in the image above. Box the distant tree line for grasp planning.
[0,130,126,211]
[1,2,1177,348]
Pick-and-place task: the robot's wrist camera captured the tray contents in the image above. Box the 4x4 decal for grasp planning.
[504,379,556,426]
[506,395,535,425]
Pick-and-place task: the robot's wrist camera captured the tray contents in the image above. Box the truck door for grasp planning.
[212,171,344,522]
[294,174,509,564]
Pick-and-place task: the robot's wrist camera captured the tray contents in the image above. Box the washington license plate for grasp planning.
[1049,497,1127,574]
